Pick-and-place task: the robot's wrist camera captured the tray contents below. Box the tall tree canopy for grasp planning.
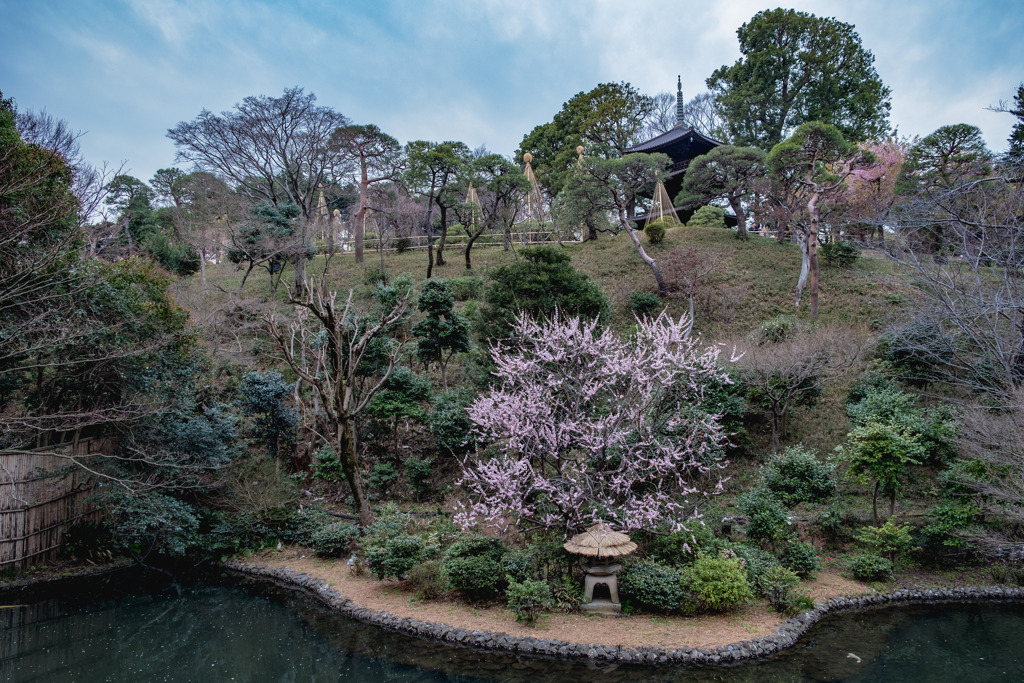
[403,140,471,275]
[767,121,872,318]
[708,8,891,149]
[168,87,349,288]
[332,123,405,264]
[680,145,767,239]
[1007,84,1024,165]
[517,82,654,196]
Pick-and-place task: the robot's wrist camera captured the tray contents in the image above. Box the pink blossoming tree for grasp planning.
[454,312,737,536]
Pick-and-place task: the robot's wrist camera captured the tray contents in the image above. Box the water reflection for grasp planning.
[1,570,1023,682]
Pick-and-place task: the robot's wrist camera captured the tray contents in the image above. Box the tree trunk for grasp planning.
[465,226,483,269]
[293,252,307,293]
[730,196,748,240]
[872,481,879,525]
[795,230,809,307]
[199,248,207,284]
[618,209,667,296]
[436,204,448,266]
[338,416,373,527]
[807,192,821,318]
[426,233,435,279]
[354,162,369,264]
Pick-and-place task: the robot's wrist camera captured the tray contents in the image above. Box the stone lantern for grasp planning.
[563,523,637,614]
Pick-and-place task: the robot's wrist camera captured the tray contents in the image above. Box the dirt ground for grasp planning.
[250,548,871,650]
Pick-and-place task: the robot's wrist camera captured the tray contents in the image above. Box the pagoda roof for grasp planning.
[625,126,724,177]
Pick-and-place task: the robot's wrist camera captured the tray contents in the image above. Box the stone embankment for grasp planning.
[224,559,1024,667]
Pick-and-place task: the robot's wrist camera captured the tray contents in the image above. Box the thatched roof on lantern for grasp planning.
[563,522,637,559]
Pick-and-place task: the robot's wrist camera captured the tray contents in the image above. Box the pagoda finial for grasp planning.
[676,75,684,128]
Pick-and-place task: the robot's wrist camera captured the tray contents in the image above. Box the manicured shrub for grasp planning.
[286,508,336,547]
[506,578,555,625]
[779,540,819,577]
[762,446,836,507]
[440,535,507,599]
[644,218,668,244]
[854,520,916,563]
[755,564,801,613]
[682,556,753,613]
[820,240,861,267]
[363,507,424,580]
[446,275,484,301]
[478,245,610,340]
[687,205,726,228]
[629,291,663,317]
[310,521,358,558]
[366,536,424,580]
[395,236,412,253]
[732,544,781,590]
[404,559,444,599]
[739,488,791,544]
[500,548,538,583]
[442,556,502,598]
[847,553,894,582]
[619,560,689,613]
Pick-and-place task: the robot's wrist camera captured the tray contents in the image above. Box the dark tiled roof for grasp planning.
[625,126,725,154]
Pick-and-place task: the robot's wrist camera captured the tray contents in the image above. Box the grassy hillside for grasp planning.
[174,225,908,458]
[179,225,905,339]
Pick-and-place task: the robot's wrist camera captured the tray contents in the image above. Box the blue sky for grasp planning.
[2,0,1021,184]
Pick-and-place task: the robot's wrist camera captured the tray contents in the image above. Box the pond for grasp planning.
[2,569,1023,682]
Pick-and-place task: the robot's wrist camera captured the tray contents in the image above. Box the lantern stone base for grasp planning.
[581,563,622,615]
[581,598,621,615]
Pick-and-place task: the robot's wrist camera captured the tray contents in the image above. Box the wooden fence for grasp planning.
[0,437,112,572]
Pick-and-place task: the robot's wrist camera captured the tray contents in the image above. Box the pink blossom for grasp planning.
[454,311,733,536]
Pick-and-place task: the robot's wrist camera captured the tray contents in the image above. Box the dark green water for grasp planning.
[2,570,1023,682]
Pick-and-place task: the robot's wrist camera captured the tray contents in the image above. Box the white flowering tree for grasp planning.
[454,312,737,536]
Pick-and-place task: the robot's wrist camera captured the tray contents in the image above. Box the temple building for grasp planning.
[625,76,723,208]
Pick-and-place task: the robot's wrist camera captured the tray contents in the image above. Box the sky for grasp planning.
[2,0,1022,185]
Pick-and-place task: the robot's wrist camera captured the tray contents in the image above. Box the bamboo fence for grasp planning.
[0,437,112,572]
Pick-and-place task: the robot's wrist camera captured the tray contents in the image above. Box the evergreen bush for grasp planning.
[762,446,836,507]
[506,578,555,625]
[619,560,690,613]
[820,240,861,266]
[847,553,894,581]
[310,521,358,558]
[739,488,791,544]
[404,559,444,599]
[779,540,819,577]
[629,291,663,317]
[644,218,668,244]
[681,556,753,613]
[754,564,801,613]
[687,205,726,228]
[854,520,916,563]
[440,536,507,599]
[446,275,484,301]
